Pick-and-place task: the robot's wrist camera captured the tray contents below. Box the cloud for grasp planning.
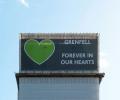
[100,52,110,72]
[19,0,29,8]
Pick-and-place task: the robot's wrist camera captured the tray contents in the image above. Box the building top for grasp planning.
[20,33,99,39]
[20,33,99,72]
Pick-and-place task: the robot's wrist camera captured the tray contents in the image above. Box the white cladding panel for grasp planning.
[19,77,99,100]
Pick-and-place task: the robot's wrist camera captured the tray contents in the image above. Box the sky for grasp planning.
[0,0,120,100]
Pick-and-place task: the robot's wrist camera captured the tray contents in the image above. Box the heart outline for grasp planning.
[24,39,55,65]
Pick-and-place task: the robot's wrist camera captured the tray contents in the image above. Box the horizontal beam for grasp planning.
[16,72,104,89]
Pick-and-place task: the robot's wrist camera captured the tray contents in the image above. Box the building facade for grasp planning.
[16,33,104,100]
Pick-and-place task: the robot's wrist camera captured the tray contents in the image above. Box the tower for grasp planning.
[16,33,104,100]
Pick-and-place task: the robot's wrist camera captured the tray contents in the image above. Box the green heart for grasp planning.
[24,39,55,65]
